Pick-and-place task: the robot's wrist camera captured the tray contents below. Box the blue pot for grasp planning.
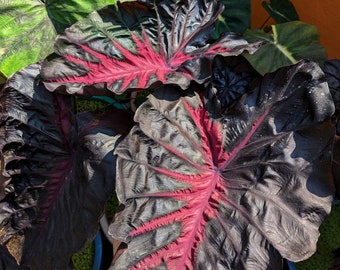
[92,232,103,270]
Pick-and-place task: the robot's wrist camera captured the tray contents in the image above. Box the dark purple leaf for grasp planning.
[322,59,340,197]
[0,63,133,269]
[109,60,335,269]
[40,0,260,95]
[322,60,340,133]
[207,55,261,115]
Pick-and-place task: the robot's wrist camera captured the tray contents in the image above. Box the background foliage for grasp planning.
[0,0,338,269]
[0,0,116,77]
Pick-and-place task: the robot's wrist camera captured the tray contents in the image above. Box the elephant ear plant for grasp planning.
[0,0,337,269]
[0,63,134,269]
[110,59,336,269]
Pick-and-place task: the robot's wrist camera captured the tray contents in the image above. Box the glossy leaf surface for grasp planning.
[0,64,132,269]
[323,60,340,125]
[323,60,340,197]
[109,60,335,269]
[244,21,327,75]
[41,0,260,95]
[208,55,261,113]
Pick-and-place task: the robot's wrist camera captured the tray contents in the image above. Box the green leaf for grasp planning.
[0,0,117,77]
[0,0,56,77]
[244,21,327,75]
[262,0,299,23]
[212,0,251,38]
[44,0,117,34]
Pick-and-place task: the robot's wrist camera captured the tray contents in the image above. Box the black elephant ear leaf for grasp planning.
[0,64,133,269]
[40,0,260,95]
[322,59,340,197]
[322,60,340,131]
[206,55,261,115]
[109,60,335,269]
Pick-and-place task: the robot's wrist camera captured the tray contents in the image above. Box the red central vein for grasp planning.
[131,99,229,268]
[181,98,219,168]
[130,96,270,268]
[52,31,177,92]
[63,41,168,80]
[176,170,221,268]
[131,169,221,270]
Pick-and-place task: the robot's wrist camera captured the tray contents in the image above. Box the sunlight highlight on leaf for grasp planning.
[41,0,260,95]
[109,61,335,269]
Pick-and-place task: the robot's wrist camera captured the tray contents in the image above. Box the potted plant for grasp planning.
[0,0,339,269]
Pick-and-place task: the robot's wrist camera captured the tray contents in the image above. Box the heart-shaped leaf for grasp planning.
[244,21,327,75]
[109,60,335,269]
[0,63,132,269]
[41,0,260,95]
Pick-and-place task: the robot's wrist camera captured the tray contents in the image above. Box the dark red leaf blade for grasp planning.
[40,0,260,95]
[109,60,335,269]
[0,64,133,269]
